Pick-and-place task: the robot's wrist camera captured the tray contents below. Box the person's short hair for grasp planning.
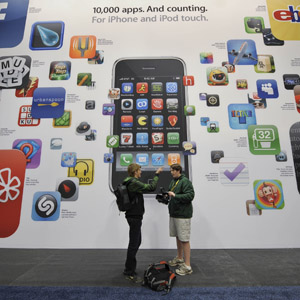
[170,163,182,173]
[128,163,141,177]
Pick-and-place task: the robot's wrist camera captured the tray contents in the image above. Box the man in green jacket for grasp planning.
[167,163,194,276]
[123,163,163,282]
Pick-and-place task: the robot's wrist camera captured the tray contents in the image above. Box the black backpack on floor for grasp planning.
[114,178,135,212]
[143,261,176,294]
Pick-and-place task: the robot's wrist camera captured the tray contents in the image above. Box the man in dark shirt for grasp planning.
[123,163,163,282]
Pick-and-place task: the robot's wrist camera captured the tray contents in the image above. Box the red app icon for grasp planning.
[183,76,194,86]
[121,115,133,127]
[168,115,178,127]
[0,150,26,238]
[152,132,164,145]
[151,99,163,110]
[136,82,148,94]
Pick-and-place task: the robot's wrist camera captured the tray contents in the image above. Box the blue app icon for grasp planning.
[122,83,133,93]
[228,104,256,129]
[166,82,178,93]
[136,133,148,145]
[31,87,66,118]
[61,152,77,167]
[104,153,114,163]
[0,0,29,48]
[136,98,148,110]
[256,79,279,99]
[200,117,210,126]
[152,153,165,166]
[32,191,61,221]
[136,153,149,166]
[152,115,164,127]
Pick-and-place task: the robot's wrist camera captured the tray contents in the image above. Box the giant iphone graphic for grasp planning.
[109,58,191,193]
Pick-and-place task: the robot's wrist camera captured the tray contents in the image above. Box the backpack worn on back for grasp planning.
[143,261,176,294]
[114,178,135,212]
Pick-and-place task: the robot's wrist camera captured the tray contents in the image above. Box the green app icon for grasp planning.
[248,125,280,155]
[120,154,133,166]
[167,132,180,144]
[184,105,196,116]
[106,135,119,148]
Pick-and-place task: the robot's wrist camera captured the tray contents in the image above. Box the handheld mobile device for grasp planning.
[109,57,191,194]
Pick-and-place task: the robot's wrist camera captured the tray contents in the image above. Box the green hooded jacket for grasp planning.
[168,174,194,218]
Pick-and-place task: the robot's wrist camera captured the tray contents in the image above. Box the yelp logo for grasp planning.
[0,168,21,203]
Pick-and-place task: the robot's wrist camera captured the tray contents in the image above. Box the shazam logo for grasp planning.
[32,192,61,221]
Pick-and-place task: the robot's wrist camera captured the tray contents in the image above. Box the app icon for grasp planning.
[18,105,40,127]
[244,17,265,33]
[255,55,275,73]
[121,115,133,127]
[136,153,149,166]
[49,61,71,80]
[88,50,104,64]
[222,61,235,73]
[184,105,196,116]
[152,132,164,145]
[152,115,163,127]
[168,115,178,127]
[108,88,120,99]
[283,74,300,90]
[220,159,249,185]
[211,150,224,163]
[248,93,267,109]
[122,83,133,94]
[53,110,71,127]
[69,35,96,58]
[151,98,163,110]
[137,115,148,127]
[15,77,39,97]
[50,138,62,150]
[120,154,133,166]
[0,150,26,237]
[206,95,219,106]
[136,133,148,145]
[31,87,65,118]
[30,21,64,50]
[152,153,164,166]
[206,67,229,86]
[227,40,258,65]
[266,0,300,40]
[85,100,95,110]
[246,200,262,216]
[68,159,94,185]
[248,125,280,155]
[166,98,178,110]
[121,99,133,110]
[136,82,148,93]
[0,0,29,48]
[262,28,284,46]
[200,52,213,64]
[236,79,248,90]
[228,104,256,129]
[167,132,180,145]
[200,117,210,126]
[77,73,92,86]
[104,153,114,163]
[32,192,61,221]
[168,153,180,165]
[0,55,31,89]
[183,141,196,155]
[256,79,278,98]
[183,76,194,86]
[151,82,163,93]
[136,98,148,110]
[207,121,219,133]
[295,85,300,113]
[275,151,287,162]
[102,103,115,115]
[106,135,119,148]
[12,139,42,169]
[56,177,79,201]
[199,93,207,100]
[254,179,284,209]
[166,82,178,93]
[61,152,77,167]
[121,133,133,145]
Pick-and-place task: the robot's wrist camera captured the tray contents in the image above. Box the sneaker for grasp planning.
[168,256,184,266]
[124,273,143,284]
[175,263,193,276]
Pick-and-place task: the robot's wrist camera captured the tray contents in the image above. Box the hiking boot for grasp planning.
[175,263,193,276]
[168,256,184,266]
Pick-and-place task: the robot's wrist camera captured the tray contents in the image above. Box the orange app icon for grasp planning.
[168,153,180,165]
[267,0,300,40]
[137,82,148,94]
[69,35,96,58]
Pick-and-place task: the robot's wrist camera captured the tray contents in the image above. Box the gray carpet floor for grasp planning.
[1,249,300,287]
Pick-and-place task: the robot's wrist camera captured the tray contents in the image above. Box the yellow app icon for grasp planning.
[68,159,94,185]
[267,0,300,40]
[137,115,148,126]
